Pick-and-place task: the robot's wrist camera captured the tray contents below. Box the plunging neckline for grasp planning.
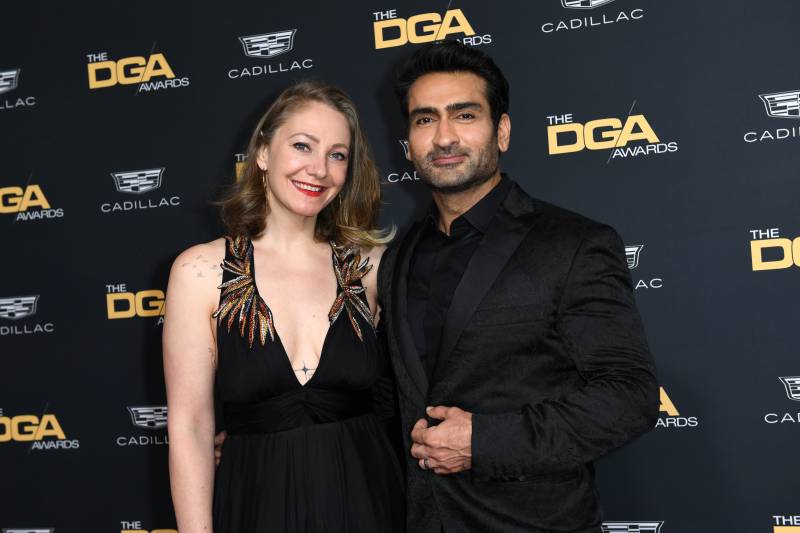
[248,239,337,388]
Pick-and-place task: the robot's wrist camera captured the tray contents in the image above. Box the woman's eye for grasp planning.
[293,142,310,152]
[330,152,348,161]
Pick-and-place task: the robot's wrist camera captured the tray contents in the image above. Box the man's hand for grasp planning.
[214,430,227,467]
[410,406,473,475]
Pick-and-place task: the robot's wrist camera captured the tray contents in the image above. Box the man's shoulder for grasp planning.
[378,221,420,284]
[523,193,616,242]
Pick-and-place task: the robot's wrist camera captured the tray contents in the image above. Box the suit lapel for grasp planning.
[390,220,429,401]
[433,183,537,381]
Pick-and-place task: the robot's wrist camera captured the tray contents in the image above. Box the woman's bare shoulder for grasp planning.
[168,237,227,289]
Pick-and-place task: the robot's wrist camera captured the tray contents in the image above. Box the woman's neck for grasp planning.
[255,203,320,254]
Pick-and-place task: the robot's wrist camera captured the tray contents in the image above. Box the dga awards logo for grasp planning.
[100,168,181,214]
[0,407,80,450]
[763,377,800,425]
[656,387,699,429]
[228,29,313,80]
[602,522,664,533]
[546,108,678,160]
[749,228,800,271]
[773,515,800,531]
[105,283,165,323]
[542,0,645,34]
[384,139,421,184]
[86,51,190,92]
[119,521,176,533]
[0,68,37,111]
[117,406,168,447]
[743,90,800,144]
[625,245,663,291]
[0,295,55,337]
[372,8,492,49]
[0,182,64,221]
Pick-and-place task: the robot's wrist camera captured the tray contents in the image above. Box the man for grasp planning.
[378,41,659,532]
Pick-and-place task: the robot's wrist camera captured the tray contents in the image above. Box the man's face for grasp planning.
[406,71,509,194]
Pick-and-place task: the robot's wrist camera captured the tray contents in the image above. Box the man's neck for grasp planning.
[431,172,502,235]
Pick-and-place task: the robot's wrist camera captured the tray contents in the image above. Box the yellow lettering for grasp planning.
[751,238,794,271]
[547,123,584,155]
[408,13,441,44]
[618,114,659,146]
[436,9,475,39]
[107,292,136,319]
[21,184,51,210]
[0,417,11,442]
[142,53,175,81]
[136,290,166,317]
[659,387,679,417]
[34,414,66,440]
[374,9,475,49]
[584,118,622,150]
[374,19,407,49]
[87,60,117,89]
[11,415,39,441]
[0,186,24,213]
[117,56,147,85]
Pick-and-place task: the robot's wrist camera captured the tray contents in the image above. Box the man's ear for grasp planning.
[256,145,269,171]
[497,113,511,153]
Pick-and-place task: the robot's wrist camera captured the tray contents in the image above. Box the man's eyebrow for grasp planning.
[409,106,438,118]
[447,101,482,112]
[408,102,482,119]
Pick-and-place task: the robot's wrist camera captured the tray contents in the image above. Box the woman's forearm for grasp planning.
[169,425,215,532]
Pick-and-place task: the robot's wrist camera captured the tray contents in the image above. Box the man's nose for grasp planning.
[432,118,458,149]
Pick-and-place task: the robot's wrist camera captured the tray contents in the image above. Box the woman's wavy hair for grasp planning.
[219,81,392,248]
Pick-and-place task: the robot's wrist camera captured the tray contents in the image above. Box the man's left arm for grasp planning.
[412,224,660,477]
[466,222,659,480]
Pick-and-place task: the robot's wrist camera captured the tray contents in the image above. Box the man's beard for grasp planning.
[413,138,500,195]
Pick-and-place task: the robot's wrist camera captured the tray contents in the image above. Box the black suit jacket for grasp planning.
[377,181,659,533]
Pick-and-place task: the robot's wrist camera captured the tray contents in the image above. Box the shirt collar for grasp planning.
[424,174,512,236]
[460,174,511,233]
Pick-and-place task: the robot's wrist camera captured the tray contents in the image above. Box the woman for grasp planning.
[163,81,403,532]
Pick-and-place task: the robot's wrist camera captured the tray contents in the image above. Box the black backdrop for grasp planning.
[2,1,799,532]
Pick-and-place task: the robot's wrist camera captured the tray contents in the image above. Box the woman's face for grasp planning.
[257,101,351,219]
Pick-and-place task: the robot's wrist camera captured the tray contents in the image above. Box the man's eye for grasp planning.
[293,142,310,151]
[415,117,433,125]
[458,113,475,120]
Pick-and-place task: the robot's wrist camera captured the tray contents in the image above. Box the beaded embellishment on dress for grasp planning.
[212,236,275,347]
[328,242,374,341]
[213,237,374,347]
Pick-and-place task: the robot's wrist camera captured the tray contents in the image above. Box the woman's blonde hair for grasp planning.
[220,81,392,248]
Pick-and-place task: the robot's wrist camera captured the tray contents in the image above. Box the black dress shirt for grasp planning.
[406,176,512,379]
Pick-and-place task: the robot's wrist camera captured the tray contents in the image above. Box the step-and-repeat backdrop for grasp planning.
[2,1,799,531]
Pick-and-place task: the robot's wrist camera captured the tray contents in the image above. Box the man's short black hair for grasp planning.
[394,40,510,128]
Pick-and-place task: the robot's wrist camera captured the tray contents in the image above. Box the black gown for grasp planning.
[212,236,405,532]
